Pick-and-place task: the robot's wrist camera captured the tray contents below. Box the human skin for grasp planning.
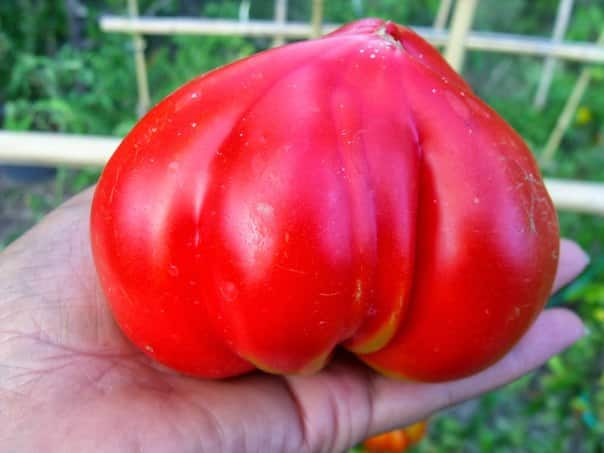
[0,188,588,452]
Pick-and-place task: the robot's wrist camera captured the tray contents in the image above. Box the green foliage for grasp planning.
[148,34,256,102]
[1,1,603,452]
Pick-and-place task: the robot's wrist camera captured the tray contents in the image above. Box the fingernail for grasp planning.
[576,247,590,271]
[560,239,590,272]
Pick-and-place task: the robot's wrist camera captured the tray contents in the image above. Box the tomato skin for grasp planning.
[90,18,558,380]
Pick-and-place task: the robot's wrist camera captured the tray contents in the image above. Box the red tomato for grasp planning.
[362,420,428,453]
[90,19,559,380]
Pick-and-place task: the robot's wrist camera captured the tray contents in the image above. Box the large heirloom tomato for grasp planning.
[91,19,559,382]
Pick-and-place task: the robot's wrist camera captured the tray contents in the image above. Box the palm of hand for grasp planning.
[0,190,586,453]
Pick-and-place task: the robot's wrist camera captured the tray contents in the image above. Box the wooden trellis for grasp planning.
[1,130,601,215]
[0,0,603,215]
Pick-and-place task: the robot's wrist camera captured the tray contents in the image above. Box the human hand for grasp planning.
[0,188,588,452]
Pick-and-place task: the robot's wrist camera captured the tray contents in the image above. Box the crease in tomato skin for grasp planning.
[376,23,404,50]
[348,49,427,358]
[342,49,423,354]
[160,40,367,375]
[327,86,373,343]
[199,63,364,374]
[210,38,415,371]
[382,22,472,94]
[358,53,558,382]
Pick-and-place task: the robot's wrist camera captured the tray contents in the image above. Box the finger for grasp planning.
[552,239,589,293]
[368,308,585,435]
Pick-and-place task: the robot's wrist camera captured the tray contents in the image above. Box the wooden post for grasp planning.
[544,179,604,216]
[444,0,480,71]
[541,30,604,165]
[434,0,453,31]
[272,0,288,47]
[540,68,591,165]
[0,131,119,166]
[128,0,151,118]
[533,0,574,109]
[1,134,603,215]
[310,0,324,38]
[238,0,251,22]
